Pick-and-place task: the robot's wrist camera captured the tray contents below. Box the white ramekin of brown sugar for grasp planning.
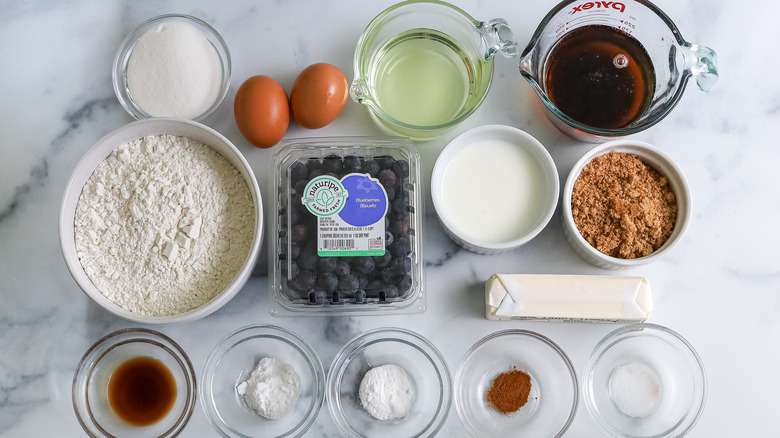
[562,140,691,269]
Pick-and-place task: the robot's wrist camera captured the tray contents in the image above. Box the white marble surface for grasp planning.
[1,0,777,436]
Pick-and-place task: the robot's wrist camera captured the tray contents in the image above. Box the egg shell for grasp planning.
[290,63,348,129]
[234,75,290,148]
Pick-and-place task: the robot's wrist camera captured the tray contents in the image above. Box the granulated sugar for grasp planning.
[74,134,254,316]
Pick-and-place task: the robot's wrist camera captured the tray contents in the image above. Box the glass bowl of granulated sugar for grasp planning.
[113,14,231,121]
[59,118,262,324]
[583,323,707,438]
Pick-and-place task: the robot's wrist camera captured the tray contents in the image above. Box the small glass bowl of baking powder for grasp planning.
[583,323,707,438]
[327,327,452,438]
[455,329,578,438]
[200,324,325,438]
[113,14,231,121]
[561,140,692,269]
[72,328,197,438]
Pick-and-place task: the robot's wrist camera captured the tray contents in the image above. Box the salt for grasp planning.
[127,20,222,119]
[608,362,662,418]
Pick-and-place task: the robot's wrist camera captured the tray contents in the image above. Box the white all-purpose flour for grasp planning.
[74,134,254,316]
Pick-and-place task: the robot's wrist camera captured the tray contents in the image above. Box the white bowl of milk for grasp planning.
[431,125,559,254]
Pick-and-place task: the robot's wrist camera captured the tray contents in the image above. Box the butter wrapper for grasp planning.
[486,274,652,323]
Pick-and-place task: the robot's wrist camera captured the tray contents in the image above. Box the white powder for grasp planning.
[608,361,663,417]
[74,134,254,316]
[127,21,222,119]
[359,364,414,421]
[237,357,302,420]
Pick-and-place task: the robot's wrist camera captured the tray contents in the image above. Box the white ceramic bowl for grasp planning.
[583,323,707,438]
[431,125,559,254]
[59,118,262,324]
[562,140,691,269]
[113,14,231,121]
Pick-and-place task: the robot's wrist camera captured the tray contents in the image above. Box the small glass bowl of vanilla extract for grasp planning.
[73,328,196,438]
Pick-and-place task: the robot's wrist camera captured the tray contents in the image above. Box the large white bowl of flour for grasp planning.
[60,118,262,324]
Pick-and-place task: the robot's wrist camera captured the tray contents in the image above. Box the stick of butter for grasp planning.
[486,274,653,323]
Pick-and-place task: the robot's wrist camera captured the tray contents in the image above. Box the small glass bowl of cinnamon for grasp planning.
[454,329,578,438]
[562,140,692,269]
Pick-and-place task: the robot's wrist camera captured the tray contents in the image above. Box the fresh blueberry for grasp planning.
[374,252,392,268]
[289,161,308,183]
[318,272,339,291]
[384,230,394,247]
[305,159,322,172]
[290,224,307,241]
[333,261,351,277]
[291,270,316,291]
[322,155,343,174]
[338,274,360,294]
[390,220,409,238]
[290,241,301,259]
[351,257,375,274]
[360,160,381,177]
[378,169,397,189]
[379,285,399,301]
[317,257,338,273]
[343,155,363,173]
[389,237,411,258]
[295,246,319,270]
[390,256,412,274]
[376,156,396,169]
[392,160,410,178]
[398,274,413,294]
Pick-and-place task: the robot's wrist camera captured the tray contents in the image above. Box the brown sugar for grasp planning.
[571,151,677,259]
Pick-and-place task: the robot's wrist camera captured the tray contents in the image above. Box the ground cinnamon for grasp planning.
[571,151,677,259]
[486,367,532,414]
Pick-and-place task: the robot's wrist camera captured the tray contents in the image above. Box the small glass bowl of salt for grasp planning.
[113,14,231,121]
[199,324,325,438]
[583,323,707,438]
[326,327,452,438]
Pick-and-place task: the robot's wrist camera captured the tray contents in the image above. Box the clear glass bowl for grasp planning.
[327,327,451,438]
[200,325,325,438]
[112,14,231,121]
[455,329,578,438]
[72,328,197,438]
[583,323,707,438]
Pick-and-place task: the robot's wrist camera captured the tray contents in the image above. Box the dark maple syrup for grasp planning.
[543,25,656,130]
[108,356,176,426]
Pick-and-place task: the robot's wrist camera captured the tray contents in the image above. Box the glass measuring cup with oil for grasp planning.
[519,0,719,141]
[350,0,518,140]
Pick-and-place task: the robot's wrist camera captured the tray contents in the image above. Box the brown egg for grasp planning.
[290,63,349,129]
[234,75,290,148]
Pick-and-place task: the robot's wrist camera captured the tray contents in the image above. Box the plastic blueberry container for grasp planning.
[269,137,425,316]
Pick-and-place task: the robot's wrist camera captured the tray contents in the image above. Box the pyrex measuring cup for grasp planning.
[519,0,718,141]
[351,0,518,140]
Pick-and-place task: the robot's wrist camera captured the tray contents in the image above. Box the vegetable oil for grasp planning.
[370,30,487,127]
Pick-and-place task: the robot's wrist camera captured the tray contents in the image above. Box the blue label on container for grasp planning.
[338,174,388,226]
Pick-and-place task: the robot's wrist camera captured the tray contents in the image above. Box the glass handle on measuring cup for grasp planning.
[478,18,518,59]
[683,43,719,92]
